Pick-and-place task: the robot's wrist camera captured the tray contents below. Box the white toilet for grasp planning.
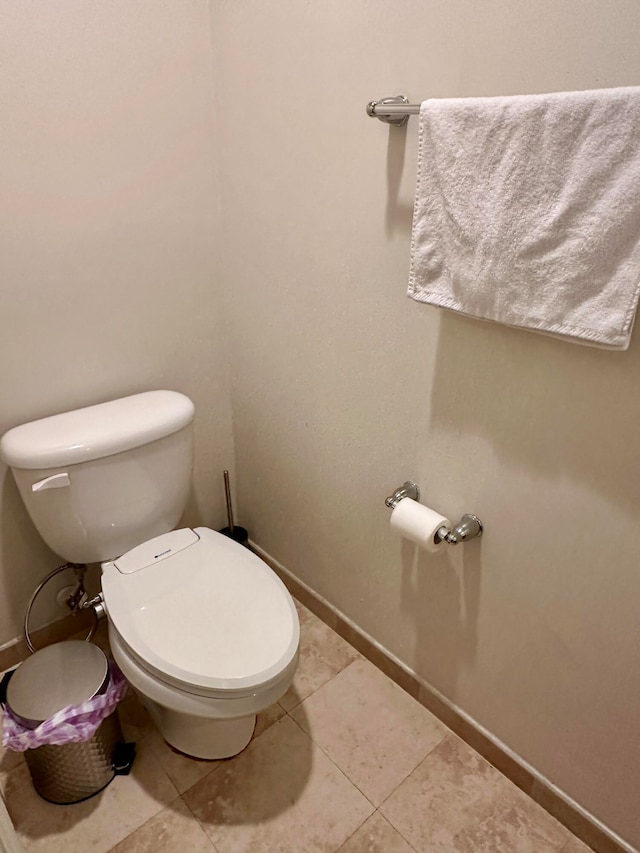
[0,390,299,759]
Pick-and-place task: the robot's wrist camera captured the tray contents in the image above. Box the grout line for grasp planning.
[383,810,422,853]
[178,794,221,853]
[286,710,379,818]
[281,656,360,715]
[290,658,449,793]
[285,657,449,823]
[285,692,381,812]
[334,812,371,852]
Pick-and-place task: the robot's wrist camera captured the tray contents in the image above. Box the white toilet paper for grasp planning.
[390,498,451,553]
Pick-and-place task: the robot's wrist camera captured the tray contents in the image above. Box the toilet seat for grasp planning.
[101,527,299,698]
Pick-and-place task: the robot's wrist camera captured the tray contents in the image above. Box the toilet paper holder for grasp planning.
[385,481,483,545]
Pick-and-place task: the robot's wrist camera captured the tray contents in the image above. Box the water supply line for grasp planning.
[23,562,99,653]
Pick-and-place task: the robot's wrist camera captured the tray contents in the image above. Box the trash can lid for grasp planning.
[6,641,109,729]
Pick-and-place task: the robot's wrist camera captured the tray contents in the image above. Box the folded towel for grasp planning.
[408,87,640,349]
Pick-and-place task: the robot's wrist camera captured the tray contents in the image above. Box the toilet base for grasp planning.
[143,694,256,759]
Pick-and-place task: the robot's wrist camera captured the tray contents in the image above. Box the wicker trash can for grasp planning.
[2,641,134,804]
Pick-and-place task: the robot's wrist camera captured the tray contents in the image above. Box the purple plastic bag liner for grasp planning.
[2,662,128,752]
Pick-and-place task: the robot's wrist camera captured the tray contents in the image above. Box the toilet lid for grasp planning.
[101,527,299,694]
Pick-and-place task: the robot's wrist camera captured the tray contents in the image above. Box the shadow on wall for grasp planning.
[385,127,482,705]
[394,310,640,715]
[385,125,414,238]
[429,312,640,513]
[180,479,207,532]
[381,110,640,515]
[400,305,640,713]
[399,534,481,704]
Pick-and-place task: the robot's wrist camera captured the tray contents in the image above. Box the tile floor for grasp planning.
[0,599,593,852]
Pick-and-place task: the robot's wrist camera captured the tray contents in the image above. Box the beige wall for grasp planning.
[212,1,640,847]
[1,0,639,847]
[0,2,234,642]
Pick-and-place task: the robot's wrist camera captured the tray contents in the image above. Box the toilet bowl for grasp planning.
[101,526,299,758]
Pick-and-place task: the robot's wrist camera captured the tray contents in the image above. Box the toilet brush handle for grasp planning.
[223,470,234,533]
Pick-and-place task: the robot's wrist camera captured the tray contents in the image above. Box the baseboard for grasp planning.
[251,540,636,853]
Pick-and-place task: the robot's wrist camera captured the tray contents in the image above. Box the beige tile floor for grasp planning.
[0,599,593,853]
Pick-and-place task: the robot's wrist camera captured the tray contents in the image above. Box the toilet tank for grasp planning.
[0,391,195,564]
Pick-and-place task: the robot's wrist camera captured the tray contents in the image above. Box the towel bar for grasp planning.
[366,95,420,126]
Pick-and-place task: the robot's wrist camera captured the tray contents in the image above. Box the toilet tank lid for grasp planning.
[0,391,195,470]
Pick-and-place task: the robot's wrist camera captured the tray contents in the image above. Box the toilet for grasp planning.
[0,390,299,759]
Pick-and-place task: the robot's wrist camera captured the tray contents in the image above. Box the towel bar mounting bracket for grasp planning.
[366,95,410,126]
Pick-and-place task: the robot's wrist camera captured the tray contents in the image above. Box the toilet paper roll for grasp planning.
[390,498,451,553]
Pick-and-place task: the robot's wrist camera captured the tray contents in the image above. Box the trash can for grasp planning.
[1,641,134,804]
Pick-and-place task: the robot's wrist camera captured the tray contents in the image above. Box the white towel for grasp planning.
[408,87,640,349]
